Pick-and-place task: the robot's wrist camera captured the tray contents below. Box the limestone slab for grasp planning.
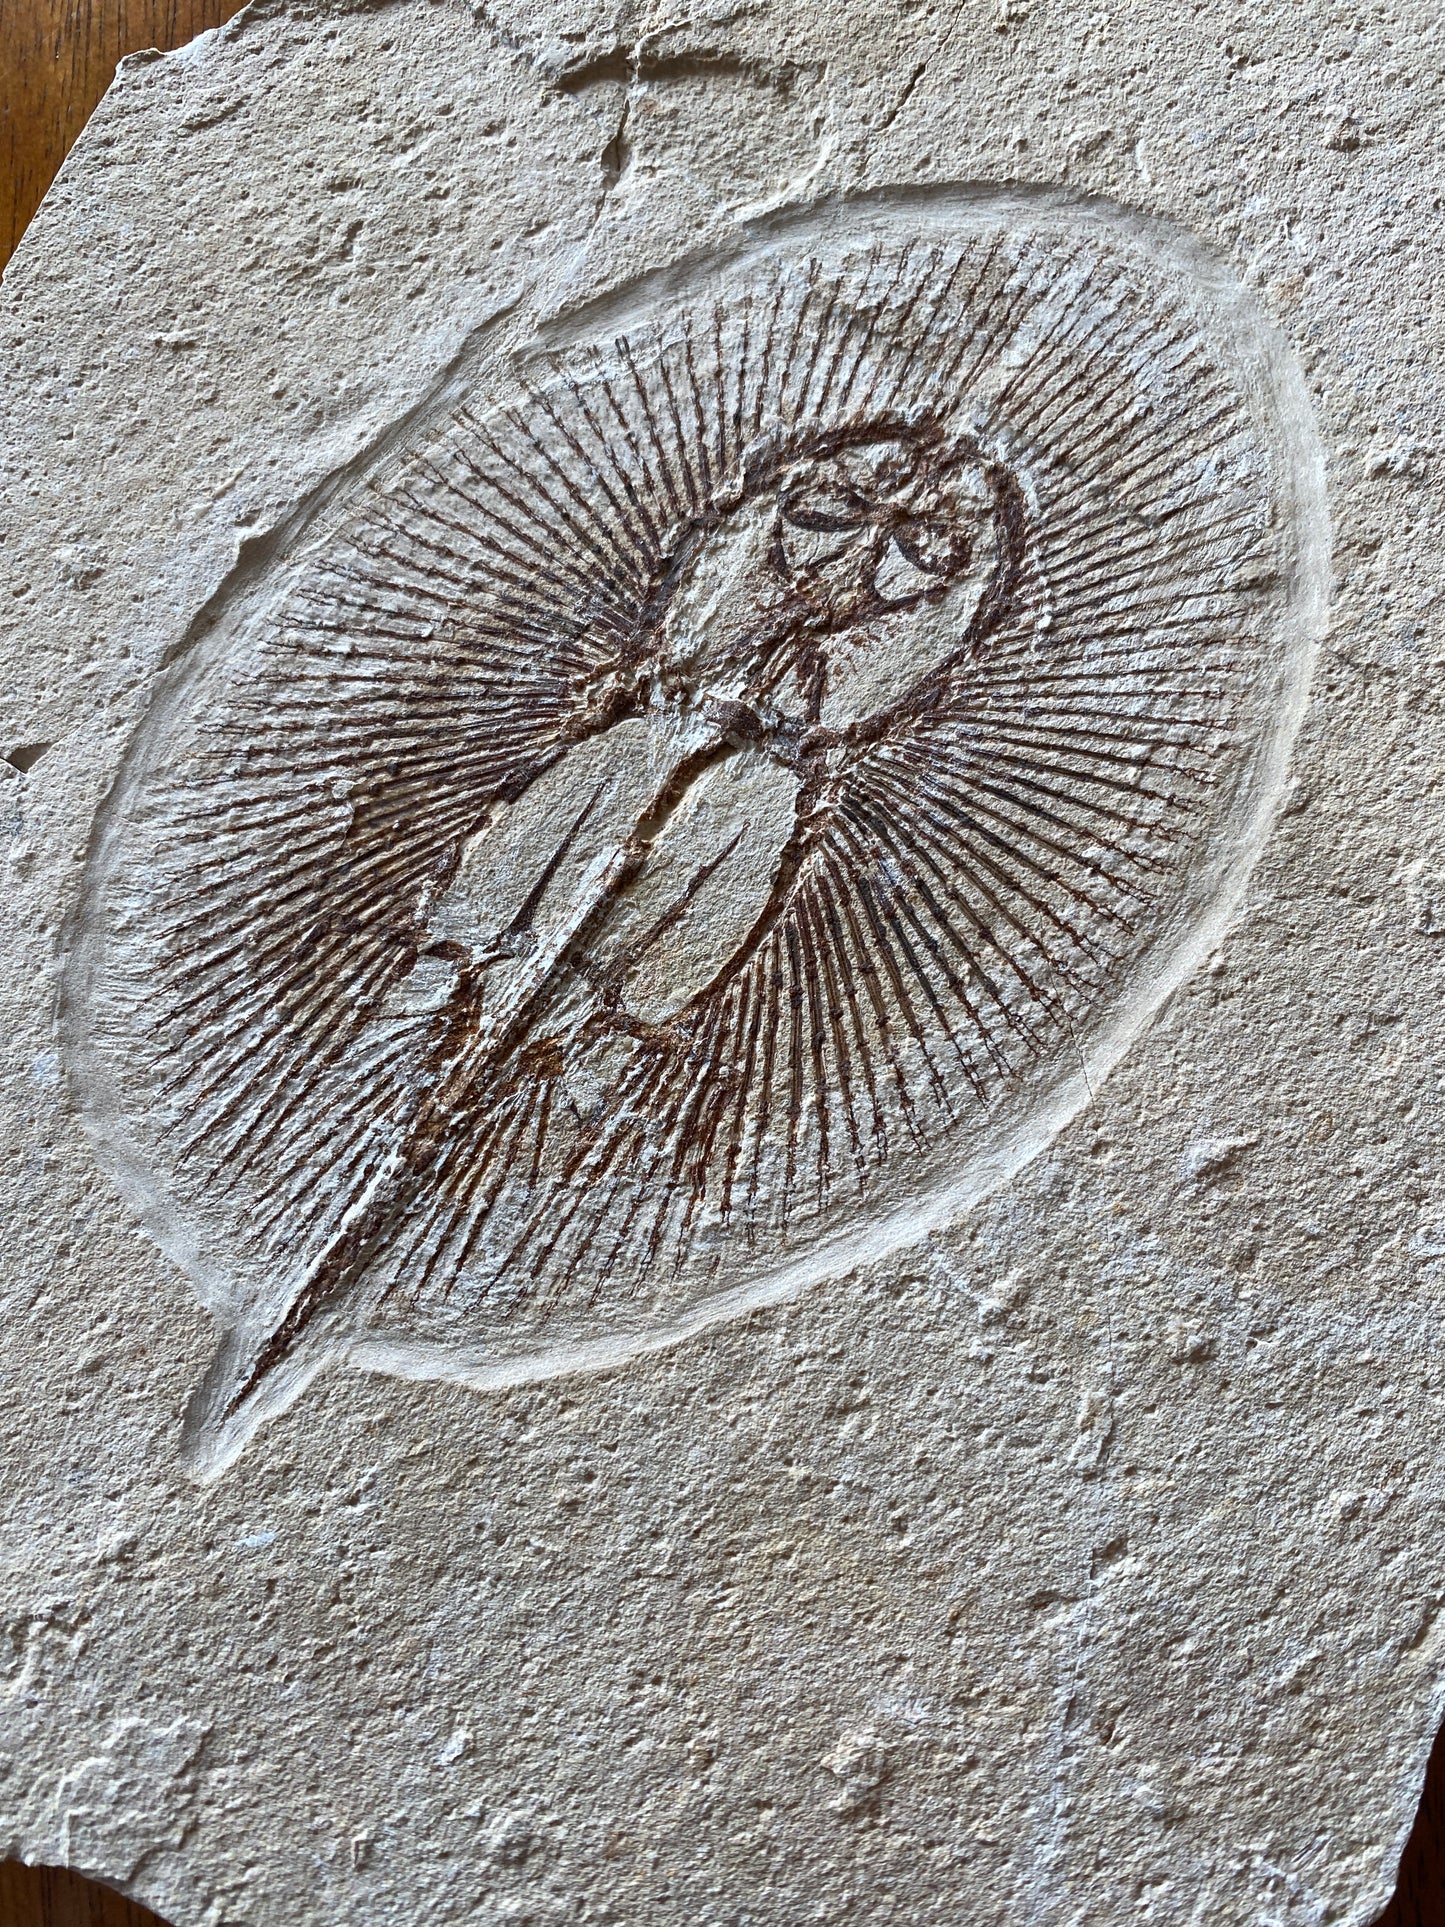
[1,3,1443,1923]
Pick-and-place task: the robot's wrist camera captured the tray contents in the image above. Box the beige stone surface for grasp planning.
[0,2,1442,1922]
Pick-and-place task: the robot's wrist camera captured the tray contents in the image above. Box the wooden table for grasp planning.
[0,0,247,267]
[0,4,1440,1924]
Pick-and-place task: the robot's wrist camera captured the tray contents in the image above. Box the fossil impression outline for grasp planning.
[66,189,1327,1474]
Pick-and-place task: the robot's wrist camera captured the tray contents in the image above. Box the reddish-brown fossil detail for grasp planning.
[69,199,1319,1470]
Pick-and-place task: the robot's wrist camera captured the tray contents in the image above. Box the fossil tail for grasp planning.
[181,812,662,1478]
[180,1144,417,1479]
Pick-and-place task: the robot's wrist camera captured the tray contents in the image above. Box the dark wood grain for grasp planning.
[0,1862,172,1927]
[0,0,248,270]
[0,4,1442,1925]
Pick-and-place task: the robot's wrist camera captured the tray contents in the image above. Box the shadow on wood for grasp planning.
[0,1861,173,1927]
[1375,1714,1445,1927]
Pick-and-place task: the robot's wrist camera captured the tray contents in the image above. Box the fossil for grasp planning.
[66,191,1325,1473]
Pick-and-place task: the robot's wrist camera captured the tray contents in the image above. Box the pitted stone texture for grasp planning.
[1,3,1444,1925]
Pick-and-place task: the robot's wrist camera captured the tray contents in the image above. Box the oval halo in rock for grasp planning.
[66,190,1327,1474]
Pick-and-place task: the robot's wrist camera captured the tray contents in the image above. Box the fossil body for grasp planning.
[69,199,1320,1470]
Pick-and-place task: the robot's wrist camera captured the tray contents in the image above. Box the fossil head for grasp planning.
[659,425,1017,727]
[770,433,997,627]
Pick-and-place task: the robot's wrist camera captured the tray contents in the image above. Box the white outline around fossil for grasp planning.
[63,187,1329,1477]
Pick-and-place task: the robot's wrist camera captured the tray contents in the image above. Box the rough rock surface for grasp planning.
[1,3,1442,1923]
